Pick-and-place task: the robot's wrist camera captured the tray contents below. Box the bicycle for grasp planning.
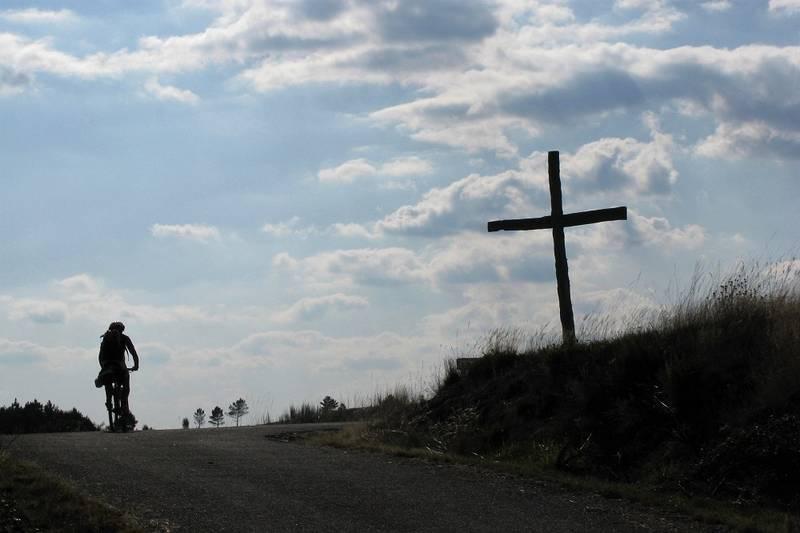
[96,366,136,432]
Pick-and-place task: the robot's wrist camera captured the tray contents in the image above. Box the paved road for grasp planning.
[4,424,714,532]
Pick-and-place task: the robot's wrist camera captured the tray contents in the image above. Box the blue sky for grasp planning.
[1,0,799,428]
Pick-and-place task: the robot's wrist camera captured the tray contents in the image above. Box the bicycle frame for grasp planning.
[103,369,132,432]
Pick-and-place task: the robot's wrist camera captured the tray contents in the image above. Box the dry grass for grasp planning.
[307,259,800,531]
[310,424,797,532]
[0,450,143,532]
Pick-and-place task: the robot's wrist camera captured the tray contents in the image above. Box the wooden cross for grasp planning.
[488,151,627,345]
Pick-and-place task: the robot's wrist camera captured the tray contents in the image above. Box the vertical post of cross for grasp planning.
[548,151,577,345]
[488,151,626,346]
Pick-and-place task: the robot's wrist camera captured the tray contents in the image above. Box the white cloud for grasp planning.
[0,335,96,370]
[330,223,379,239]
[371,100,528,157]
[272,293,368,323]
[700,1,732,12]
[0,66,31,96]
[364,129,677,239]
[0,3,368,85]
[564,114,678,196]
[272,247,429,288]
[0,1,797,163]
[371,169,531,237]
[427,232,553,287]
[143,77,199,104]
[533,4,575,24]
[380,156,434,177]
[695,121,800,160]
[230,330,326,366]
[614,0,669,10]
[150,223,220,242]
[2,274,234,327]
[240,47,391,92]
[627,211,706,250]
[420,282,561,340]
[0,339,45,365]
[769,0,800,14]
[6,299,68,324]
[318,158,376,183]
[574,286,660,336]
[372,42,800,157]
[420,283,659,343]
[56,273,102,295]
[224,328,429,375]
[53,274,211,323]
[262,217,316,238]
[0,338,57,366]
[0,9,77,24]
[318,156,433,184]
[558,209,705,253]
[0,32,123,80]
[272,212,698,293]
[263,218,381,240]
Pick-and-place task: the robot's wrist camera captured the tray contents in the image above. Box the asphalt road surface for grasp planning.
[4,424,715,532]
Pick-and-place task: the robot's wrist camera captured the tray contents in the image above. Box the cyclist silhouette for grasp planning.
[94,321,139,430]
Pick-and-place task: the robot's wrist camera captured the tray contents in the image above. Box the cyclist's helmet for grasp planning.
[109,321,125,332]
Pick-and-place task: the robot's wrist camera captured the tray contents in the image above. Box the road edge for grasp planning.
[0,449,145,533]
[307,423,795,533]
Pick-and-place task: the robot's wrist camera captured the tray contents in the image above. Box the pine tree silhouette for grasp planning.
[209,406,225,427]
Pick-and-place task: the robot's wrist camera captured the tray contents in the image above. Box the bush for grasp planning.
[694,414,800,507]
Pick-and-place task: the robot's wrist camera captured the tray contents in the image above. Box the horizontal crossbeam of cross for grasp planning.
[487,151,628,345]
[488,206,627,232]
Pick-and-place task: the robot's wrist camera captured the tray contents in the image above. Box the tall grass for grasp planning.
[354,259,800,510]
[276,384,429,426]
[279,260,800,510]
[278,402,320,424]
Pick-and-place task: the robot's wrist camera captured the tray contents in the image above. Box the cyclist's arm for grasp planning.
[125,337,140,371]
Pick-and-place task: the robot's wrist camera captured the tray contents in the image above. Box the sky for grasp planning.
[1,0,799,429]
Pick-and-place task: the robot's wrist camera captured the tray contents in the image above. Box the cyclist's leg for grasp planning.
[119,370,131,415]
[104,383,114,429]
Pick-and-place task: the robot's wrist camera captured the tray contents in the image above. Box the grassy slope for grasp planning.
[311,263,800,531]
[311,424,794,532]
[418,267,800,504]
[0,450,142,533]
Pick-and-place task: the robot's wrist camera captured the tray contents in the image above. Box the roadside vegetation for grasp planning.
[186,398,250,428]
[0,449,141,532]
[0,399,97,434]
[0,400,140,530]
[297,260,800,530]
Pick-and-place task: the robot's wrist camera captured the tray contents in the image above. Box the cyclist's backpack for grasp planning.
[99,329,125,364]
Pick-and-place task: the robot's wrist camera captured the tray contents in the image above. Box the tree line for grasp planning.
[182,398,249,429]
[182,395,359,429]
[0,399,97,434]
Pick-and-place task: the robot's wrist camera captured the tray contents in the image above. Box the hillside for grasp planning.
[373,263,800,512]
